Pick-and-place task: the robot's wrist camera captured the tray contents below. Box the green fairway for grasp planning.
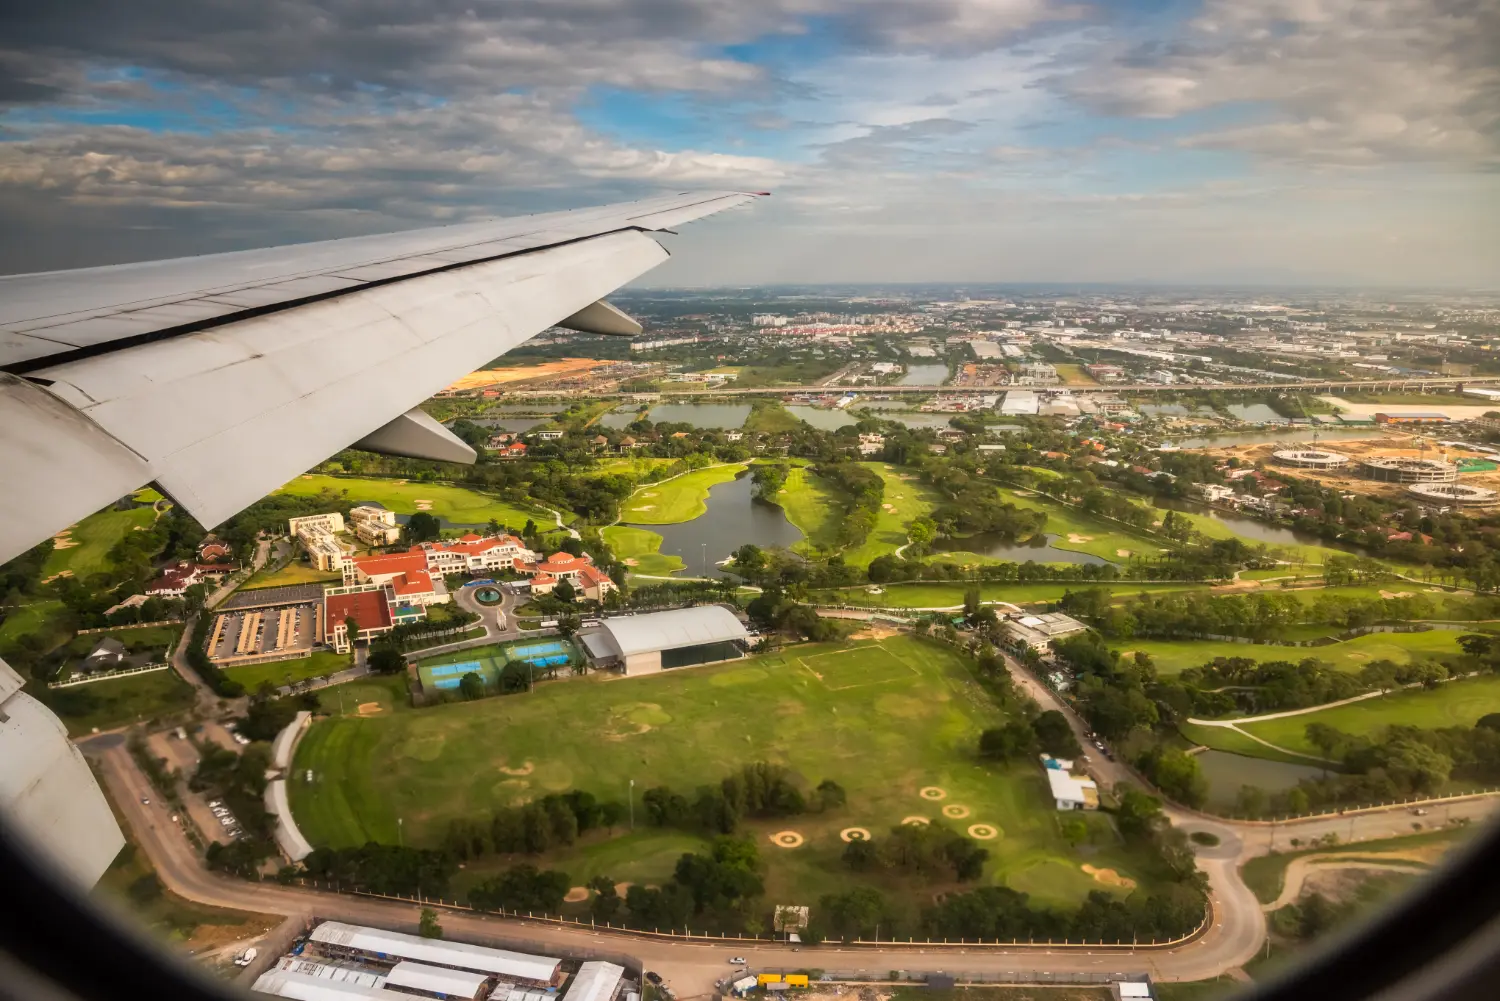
[293,635,1154,908]
[590,457,677,481]
[1242,675,1500,755]
[743,400,803,433]
[43,506,158,581]
[602,526,685,576]
[618,464,747,524]
[224,650,349,692]
[242,561,342,590]
[776,467,848,554]
[842,464,944,566]
[0,600,68,652]
[995,489,1166,563]
[43,669,196,735]
[812,581,1212,610]
[1116,630,1467,676]
[275,474,553,530]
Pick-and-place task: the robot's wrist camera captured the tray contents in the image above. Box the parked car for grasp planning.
[233,948,258,968]
[728,957,746,966]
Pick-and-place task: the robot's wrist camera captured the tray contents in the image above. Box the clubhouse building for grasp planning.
[580,605,749,677]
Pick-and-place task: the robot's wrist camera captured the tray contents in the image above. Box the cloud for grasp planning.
[1061,0,1500,166]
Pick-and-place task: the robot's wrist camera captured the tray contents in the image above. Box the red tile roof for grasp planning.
[352,551,428,577]
[325,590,391,632]
[391,569,435,596]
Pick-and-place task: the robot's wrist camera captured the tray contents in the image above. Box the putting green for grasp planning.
[841,463,944,567]
[602,526,685,576]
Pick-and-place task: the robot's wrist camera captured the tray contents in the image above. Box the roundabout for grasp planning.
[471,585,504,606]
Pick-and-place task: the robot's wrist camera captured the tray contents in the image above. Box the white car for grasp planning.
[729,957,746,966]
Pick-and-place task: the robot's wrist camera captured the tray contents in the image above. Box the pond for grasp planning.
[1170,427,1383,449]
[1226,403,1290,424]
[1195,749,1333,808]
[1154,497,1343,552]
[624,472,804,578]
[932,532,1112,565]
[646,402,752,429]
[787,405,856,431]
[901,363,950,386]
[599,406,647,430]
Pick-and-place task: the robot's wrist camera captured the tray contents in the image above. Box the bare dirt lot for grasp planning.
[1187,433,1500,499]
[444,358,606,391]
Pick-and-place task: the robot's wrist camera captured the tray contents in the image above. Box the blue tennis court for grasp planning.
[511,641,567,660]
[427,661,482,678]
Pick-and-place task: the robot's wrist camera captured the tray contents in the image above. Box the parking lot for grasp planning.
[145,729,244,843]
[209,603,317,664]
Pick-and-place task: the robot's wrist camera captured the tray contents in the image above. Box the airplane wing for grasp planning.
[0,190,764,565]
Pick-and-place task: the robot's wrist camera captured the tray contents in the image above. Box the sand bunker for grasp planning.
[902,816,930,826]
[1116,549,1133,558]
[50,530,78,550]
[919,786,947,801]
[355,702,383,716]
[1083,864,1136,889]
[770,831,805,848]
[623,558,640,566]
[967,824,999,840]
[634,504,656,512]
[614,882,633,896]
[840,827,872,842]
[1379,590,1415,599]
[882,504,896,512]
[414,500,434,510]
[942,804,971,819]
[564,887,590,903]
[499,761,534,776]
[1066,534,1094,543]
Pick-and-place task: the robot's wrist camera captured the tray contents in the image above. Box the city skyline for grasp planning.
[0,1,1496,285]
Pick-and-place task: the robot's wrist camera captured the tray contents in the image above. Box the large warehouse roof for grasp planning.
[596,606,748,657]
[563,962,625,1001]
[386,961,490,997]
[252,970,408,1001]
[309,922,560,982]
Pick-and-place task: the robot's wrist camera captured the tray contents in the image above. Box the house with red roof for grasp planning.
[512,551,618,601]
[324,586,395,653]
[145,561,203,597]
[417,533,536,574]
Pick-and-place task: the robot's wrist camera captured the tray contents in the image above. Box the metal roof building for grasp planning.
[252,969,410,1001]
[309,922,561,984]
[272,710,312,770]
[386,961,491,999]
[581,606,749,676]
[562,962,625,1001]
[264,779,314,862]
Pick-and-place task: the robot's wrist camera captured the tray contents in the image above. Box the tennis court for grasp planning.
[508,639,571,668]
[418,657,502,692]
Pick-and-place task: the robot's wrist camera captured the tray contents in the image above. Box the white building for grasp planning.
[858,433,885,455]
[349,505,401,546]
[1006,612,1088,654]
[1000,391,1040,416]
[289,512,348,572]
[580,605,749,676]
[1042,756,1099,811]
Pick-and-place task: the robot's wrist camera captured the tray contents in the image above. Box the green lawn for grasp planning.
[0,600,69,652]
[842,464,945,567]
[292,635,1155,909]
[590,457,677,481]
[43,506,159,580]
[242,561,342,590]
[275,474,553,529]
[618,464,747,524]
[223,650,350,691]
[995,489,1167,563]
[743,400,804,434]
[776,467,848,554]
[602,526,686,576]
[1177,722,1331,766]
[42,669,196,735]
[132,487,164,504]
[1242,675,1500,755]
[1115,630,1467,677]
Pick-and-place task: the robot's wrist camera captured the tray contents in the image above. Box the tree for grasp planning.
[418,907,442,938]
[458,671,485,700]
[978,721,1037,763]
[588,875,622,922]
[407,512,442,543]
[343,615,361,651]
[368,645,406,675]
[469,864,571,913]
[556,611,581,639]
[816,779,847,810]
[1031,711,1082,757]
[553,579,576,604]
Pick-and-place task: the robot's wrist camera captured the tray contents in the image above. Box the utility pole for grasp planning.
[629,779,636,831]
[398,817,404,847]
[702,543,708,576]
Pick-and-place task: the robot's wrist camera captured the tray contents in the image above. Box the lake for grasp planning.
[625,472,804,578]
[646,403,752,429]
[787,406,856,431]
[1171,427,1382,449]
[599,406,647,430]
[901,363,950,386]
[1153,497,1340,551]
[1226,403,1289,424]
[1195,749,1332,808]
[933,532,1112,565]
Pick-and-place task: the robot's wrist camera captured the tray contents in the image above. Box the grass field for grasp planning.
[43,506,158,581]
[776,467,848,554]
[1242,675,1500,755]
[743,400,804,434]
[1114,630,1468,676]
[44,669,196,735]
[812,580,1213,610]
[242,561,342,590]
[842,464,945,567]
[590,457,677,481]
[1239,826,1469,905]
[0,600,68,652]
[224,650,349,692]
[996,488,1166,563]
[602,526,685,575]
[275,474,552,530]
[1177,721,1332,766]
[618,464,747,524]
[1052,363,1097,387]
[292,635,1153,909]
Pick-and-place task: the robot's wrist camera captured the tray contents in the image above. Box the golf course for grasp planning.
[616,463,747,524]
[290,634,1157,907]
[1114,629,1469,676]
[275,474,553,531]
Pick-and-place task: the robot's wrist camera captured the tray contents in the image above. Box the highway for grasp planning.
[590,375,1500,399]
[84,719,1500,995]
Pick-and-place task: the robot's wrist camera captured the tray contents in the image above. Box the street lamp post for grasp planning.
[398,817,404,847]
[629,779,636,831]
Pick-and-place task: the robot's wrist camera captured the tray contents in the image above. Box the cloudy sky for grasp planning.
[1,0,1495,285]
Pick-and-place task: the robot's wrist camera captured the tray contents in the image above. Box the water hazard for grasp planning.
[625,472,804,578]
[1195,749,1332,808]
[932,532,1112,565]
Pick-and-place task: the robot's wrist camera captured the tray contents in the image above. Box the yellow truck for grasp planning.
[757,975,782,986]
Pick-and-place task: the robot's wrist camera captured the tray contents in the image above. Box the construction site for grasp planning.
[1188,432,1500,502]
